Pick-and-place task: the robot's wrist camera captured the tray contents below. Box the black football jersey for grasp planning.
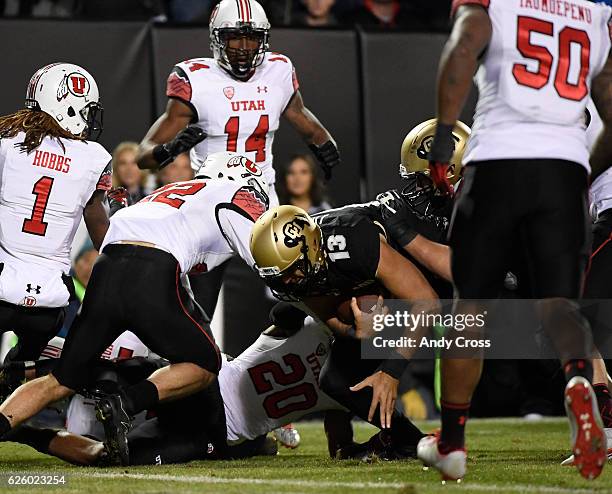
[310,203,385,297]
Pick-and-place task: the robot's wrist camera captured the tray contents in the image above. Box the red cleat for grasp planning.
[564,377,607,480]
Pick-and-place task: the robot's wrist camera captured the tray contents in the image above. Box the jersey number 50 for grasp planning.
[512,16,590,101]
[248,353,318,419]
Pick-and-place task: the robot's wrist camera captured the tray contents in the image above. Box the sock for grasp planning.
[0,413,12,437]
[2,425,58,454]
[121,380,159,416]
[439,400,470,454]
[34,359,59,378]
[563,359,594,383]
[593,383,612,429]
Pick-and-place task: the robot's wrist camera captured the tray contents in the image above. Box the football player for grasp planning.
[137,0,340,205]
[0,63,110,363]
[1,306,345,466]
[419,0,612,481]
[137,0,340,318]
[0,151,269,465]
[562,103,612,466]
[249,204,442,458]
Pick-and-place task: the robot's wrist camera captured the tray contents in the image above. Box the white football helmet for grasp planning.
[25,63,103,140]
[195,151,269,194]
[209,0,270,79]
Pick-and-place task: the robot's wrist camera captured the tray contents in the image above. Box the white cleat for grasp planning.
[561,428,612,467]
[417,434,466,482]
[272,424,301,449]
[564,377,607,479]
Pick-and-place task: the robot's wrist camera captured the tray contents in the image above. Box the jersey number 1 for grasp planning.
[225,115,269,163]
[512,16,590,101]
[22,176,54,236]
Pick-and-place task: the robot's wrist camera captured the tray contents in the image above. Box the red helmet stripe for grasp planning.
[244,0,252,21]
[235,0,245,21]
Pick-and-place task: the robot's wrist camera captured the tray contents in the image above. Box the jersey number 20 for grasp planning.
[248,353,318,419]
[512,16,590,101]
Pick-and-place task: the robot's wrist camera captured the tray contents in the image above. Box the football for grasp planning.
[336,290,383,325]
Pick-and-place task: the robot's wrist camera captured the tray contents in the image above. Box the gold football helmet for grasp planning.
[250,205,325,296]
[400,118,471,185]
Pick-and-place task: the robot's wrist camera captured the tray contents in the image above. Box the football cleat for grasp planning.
[564,376,607,479]
[561,428,612,467]
[337,431,418,462]
[417,434,466,482]
[95,394,131,466]
[272,424,301,449]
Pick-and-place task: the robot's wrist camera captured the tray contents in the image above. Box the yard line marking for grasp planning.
[83,472,603,493]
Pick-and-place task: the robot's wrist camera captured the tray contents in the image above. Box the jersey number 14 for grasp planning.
[225,115,269,163]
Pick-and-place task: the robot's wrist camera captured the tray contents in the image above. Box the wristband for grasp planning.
[152,144,172,165]
[377,352,409,380]
[388,217,418,247]
[428,123,455,163]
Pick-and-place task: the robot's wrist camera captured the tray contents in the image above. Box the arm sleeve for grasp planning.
[166,65,192,103]
[343,219,381,281]
[451,0,490,18]
[216,185,269,267]
[217,207,257,267]
[95,159,112,191]
[274,55,299,112]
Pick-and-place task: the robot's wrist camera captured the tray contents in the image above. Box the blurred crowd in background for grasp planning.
[0,0,454,30]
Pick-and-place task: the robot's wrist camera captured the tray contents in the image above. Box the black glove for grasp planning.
[376,189,418,247]
[309,140,340,180]
[107,187,129,217]
[153,125,207,169]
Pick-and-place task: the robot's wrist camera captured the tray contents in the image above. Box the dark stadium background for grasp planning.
[0,18,479,355]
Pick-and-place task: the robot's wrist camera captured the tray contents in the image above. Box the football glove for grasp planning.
[107,187,129,217]
[153,125,207,169]
[427,122,456,196]
[377,190,419,247]
[309,140,340,180]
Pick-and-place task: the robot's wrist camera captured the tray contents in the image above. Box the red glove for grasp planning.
[428,161,453,196]
[108,187,129,216]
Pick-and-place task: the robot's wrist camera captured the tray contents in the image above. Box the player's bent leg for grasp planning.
[147,363,216,402]
[0,374,73,432]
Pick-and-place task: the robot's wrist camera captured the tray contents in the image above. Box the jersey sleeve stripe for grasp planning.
[451,0,490,18]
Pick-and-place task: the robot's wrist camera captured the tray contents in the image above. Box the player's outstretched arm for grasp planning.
[83,190,109,251]
[137,99,195,170]
[350,239,440,428]
[436,5,491,126]
[283,90,340,179]
[405,235,452,283]
[590,51,612,181]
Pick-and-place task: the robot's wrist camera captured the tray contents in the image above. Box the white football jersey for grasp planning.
[166,52,299,186]
[0,133,111,307]
[585,100,612,219]
[455,0,612,170]
[101,178,267,274]
[56,331,151,439]
[220,322,345,443]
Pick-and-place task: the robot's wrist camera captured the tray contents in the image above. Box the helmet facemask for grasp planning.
[213,25,269,80]
[258,227,327,300]
[80,102,103,141]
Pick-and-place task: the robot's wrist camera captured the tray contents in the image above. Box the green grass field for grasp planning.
[0,419,611,493]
